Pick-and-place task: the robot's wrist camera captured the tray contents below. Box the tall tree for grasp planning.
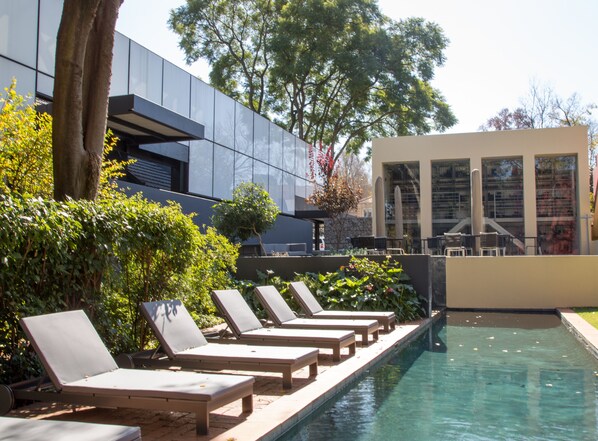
[480,81,597,167]
[52,0,123,201]
[169,0,275,113]
[170,0,456,166]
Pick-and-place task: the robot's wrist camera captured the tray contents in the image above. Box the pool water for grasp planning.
[278,312,598,441]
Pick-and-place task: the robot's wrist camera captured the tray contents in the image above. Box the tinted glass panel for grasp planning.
[162,61,190,116]
[269,166,283,210]
[37,72,54,97]
[296,140,308,180]
[269,124,283,169]
[129,41,163,104]
[431,159,470,235]
[188,140,213,197]
[283,132,295,172]
[214,91,235,148]
[482,157,524,239]
[37,0,62,76]
[235,152,253,186]
[213,145,234,199]
[535,155,578,254]
[283,172,295,214]
[190,78,214,140]
[0,0,38,67]
[235,103,253,155]
[0,58,35,97]
[253,160,269,191]
[253,113,269,162]
[384,162,421,245]
[110,32,130,96]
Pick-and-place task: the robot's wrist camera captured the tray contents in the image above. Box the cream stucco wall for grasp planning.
[446,256,598,309]
[371,126,591,254]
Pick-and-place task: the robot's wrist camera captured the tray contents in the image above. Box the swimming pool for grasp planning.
[278,312,598,441]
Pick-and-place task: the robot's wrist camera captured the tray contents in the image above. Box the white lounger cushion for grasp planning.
[0,417,141,441]
[176,343,317,364]
[62,369,252,402]
[20,310,119,387]
[141,300,209,356]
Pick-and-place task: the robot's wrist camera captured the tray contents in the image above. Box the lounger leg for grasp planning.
[361,331,369,346]
[196,404,209,435]
[332,347,341,362]
[349,342,356,356]
[390,320,396,331]
[373,330,379,341]
[282,369,293,389]
[309,362,318,378]
[242,394,253,413]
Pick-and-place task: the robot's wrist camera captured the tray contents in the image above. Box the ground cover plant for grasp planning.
[235,257,424,323]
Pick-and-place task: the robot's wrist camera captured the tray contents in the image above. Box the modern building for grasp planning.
[372,126,592,255]
[1,0,317,249]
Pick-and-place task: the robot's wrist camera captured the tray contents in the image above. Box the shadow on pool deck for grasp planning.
[3,314,460,440]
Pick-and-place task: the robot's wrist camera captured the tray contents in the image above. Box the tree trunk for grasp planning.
[53,0,122,201]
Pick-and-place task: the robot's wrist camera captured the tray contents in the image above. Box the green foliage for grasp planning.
[0,81,132,200]
[297,257,424,322]
[0,81,53,197]
[0,195,119,384]
[0,194,237,383]
[212,182,280,246]
[170,0,456,160]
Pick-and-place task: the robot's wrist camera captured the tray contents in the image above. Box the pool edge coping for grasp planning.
[211,313,443,441]
[558,308,598,360]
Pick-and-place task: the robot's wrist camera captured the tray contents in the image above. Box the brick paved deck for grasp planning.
[6,316,434,440]
[8,311,595,440]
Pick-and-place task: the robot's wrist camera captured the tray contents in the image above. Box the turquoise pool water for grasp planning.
[278,312,598,441]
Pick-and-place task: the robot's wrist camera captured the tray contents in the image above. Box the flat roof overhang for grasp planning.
[38,94,204,144]
[107,94,204,144]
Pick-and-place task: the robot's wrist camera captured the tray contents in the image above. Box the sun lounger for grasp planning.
[254,286,380,346]
[135,300,318,389]
[14,310,254,435]
[0,416,141,441]
[289,281,396,332]
[211,290,356,361]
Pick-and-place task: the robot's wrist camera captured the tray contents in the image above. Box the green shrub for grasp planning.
[297,256,424,322]
[0,194,237,383]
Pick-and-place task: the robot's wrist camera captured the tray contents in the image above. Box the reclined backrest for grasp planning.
[141,300,208,357]
[254,286,297,325]
[20,310,118,387]
[211,289,264,336]
[289,281,324,315]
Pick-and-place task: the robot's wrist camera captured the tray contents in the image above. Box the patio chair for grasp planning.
[211,290,356,362]
[136,300,318,389]
[479,232,500,256]
[0,416,141,441]
[289,281,396,332]
[443,233,466,256]
[254,286,379,346]
[14,310,253,435]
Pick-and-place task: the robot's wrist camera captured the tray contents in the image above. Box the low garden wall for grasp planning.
[446,255,598,309]
[236,254,443,315]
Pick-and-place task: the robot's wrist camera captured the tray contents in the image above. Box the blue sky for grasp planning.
[116,0,598,134]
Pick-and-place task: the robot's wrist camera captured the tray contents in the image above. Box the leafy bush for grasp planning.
[235,257,424,324]
[212,182,279,251]
[297,257,424,322]
[0,194,237,383]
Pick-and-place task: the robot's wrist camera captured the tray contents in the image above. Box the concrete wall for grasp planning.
[236,255,437,314]
[371,126,591,254]
[446,256,598,309]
